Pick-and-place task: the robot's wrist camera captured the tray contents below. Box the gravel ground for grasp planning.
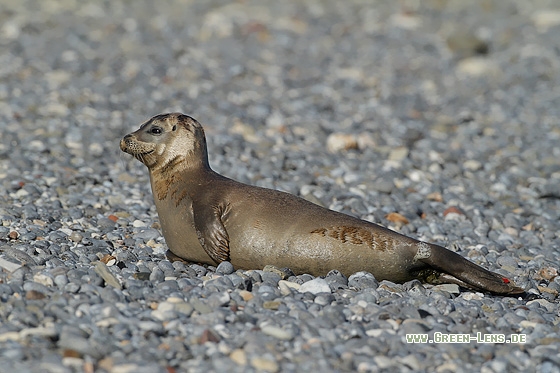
[1,0,560,372]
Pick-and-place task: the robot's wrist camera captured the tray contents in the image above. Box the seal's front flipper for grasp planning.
[192,202,230,263]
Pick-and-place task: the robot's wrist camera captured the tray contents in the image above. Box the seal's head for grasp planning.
[120,113,209,170]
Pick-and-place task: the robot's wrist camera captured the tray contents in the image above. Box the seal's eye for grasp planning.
[149,126,163,135]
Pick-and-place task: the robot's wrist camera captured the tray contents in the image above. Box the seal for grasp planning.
[120,113,524,295]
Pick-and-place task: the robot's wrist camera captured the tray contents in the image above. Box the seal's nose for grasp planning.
[120,137,130,152]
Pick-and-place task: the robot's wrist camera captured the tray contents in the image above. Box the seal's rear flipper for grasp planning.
[418,243,525,296]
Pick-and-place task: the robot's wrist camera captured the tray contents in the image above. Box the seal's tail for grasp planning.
[420,244,525,295]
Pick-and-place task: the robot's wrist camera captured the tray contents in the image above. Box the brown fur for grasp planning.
[310,226,395,251]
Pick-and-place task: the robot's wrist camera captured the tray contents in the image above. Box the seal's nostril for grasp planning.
[124,134,133,139]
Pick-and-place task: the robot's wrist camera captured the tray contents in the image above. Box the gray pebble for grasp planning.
[314,294,335,306]
[149,267,165,282]
[1,2,559,372]
[54,275,68,288]
[216,261,234,275]
[135,228,160,241]
[23,281,51,295]
[348,271,379,290]
[190,264,207,277]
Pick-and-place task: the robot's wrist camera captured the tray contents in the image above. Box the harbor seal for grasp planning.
[120,113,524,295]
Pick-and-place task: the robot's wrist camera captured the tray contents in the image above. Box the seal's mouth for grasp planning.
[120,137,157,166]
[132,149,156,163]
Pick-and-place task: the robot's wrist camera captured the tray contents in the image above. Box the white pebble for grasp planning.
[298,278,330,295]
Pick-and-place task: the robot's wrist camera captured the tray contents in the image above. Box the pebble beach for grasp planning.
[1,1,559,372]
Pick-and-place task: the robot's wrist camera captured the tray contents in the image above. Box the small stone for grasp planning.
[463,160,482,171]
[251,357,279,373]
[278,280,301,296]
[390,13,421,30]
[174,302,194,316]
[20,325,57,339]
[532,10,560,31]
[26,290,46,300]
[0,257,21,272]
[190,264,207,277]
[111,364,141,373]
[497,256,518,269]
[151,305,176,321]
[54,275,68,288]
[374,356,394,369]
[314,294,334,306]
[149,267,165,282]
[263,300,281,310]
[98,357,114,372]
[239,290,254,301]
[504,227,519,238]
[0,332,20,342]
[190,299,213,314]
[446,28,488,58]
[58,228,72,236]
[372,179,394,194]
[64,283,80,293]
[229,120,259,143]
[348,272,378,290]
[356,132,376,150]
[263,265,291,280]
[437,363,459,372]
[199,329,220,344]
[230,349,247,366]
[69,232,83,242]
[14,189,29,198]
[260,324,294,340]
[388,147,408,162]
[456,57,501,78]
[298,278,330,295]
[23,281,50,295]
[443,206,464,217]
[427,192,443,202]
[132,220,147,228]
[94,262,122,289]
[385,212,409,225]
[100,254,117,266]
[136,228,160,241]
[216,261,235,275]
[133,272,150,281]
[33,273,54,287]
[461,292,483,301]
[326,133,358,153]
[257,285,279,300]
[377,281,403,293]
[207,292,231,307]
[537,285,558,297]
[527,299,556,313]
[433,284,460,294]
[536,267,558,281]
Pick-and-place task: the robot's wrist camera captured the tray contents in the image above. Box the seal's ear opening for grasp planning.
[172,125,177,131]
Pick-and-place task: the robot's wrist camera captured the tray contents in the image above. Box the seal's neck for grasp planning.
[150,144,210,173]
[149,153,217,203]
